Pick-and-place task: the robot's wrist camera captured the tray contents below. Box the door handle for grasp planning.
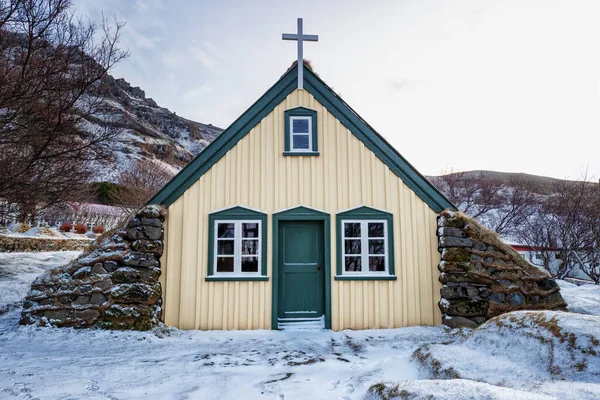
[317,264,321,271]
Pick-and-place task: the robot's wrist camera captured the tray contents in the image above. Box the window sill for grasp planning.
[205,276,269,282]
[283,151,320,157]
[334,275,397,281]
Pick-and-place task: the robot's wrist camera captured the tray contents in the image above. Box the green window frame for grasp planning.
[206,206,268,281]
[283,107,319,156]
[335,206,396,281]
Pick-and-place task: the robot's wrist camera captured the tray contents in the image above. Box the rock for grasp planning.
[488,293,505,303]
[112,267,143,283]
[122,251,159,268]
[91,263,108,275]
[44,309,68,322]
[131,239,164,255]
[440,285,480,299]
[437,227,467,238]
[72,267,92,280]
[440,272,494,285]
[80,284,93,294]
[474,242,487,251]
[39,298,53,306]
[507,292,525,306]
[439,299,488,317]
[74,296,90,305]
[478,288,493,297]
[104,261,118,273]
[93,279,113,290]
[442,316,479,329]
[539,279,558,291]
[439,236,473,248]
[141,218,162,227]
[102,304,155,330]
[471,254,481,261]
[438,261,472,272]
[441,248,471,263]
[90,293,107,305]
[109,283,161,305]
[74,309,100,324]
[127,226,162,241]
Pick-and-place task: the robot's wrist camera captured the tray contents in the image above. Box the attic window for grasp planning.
[284,107,318,156]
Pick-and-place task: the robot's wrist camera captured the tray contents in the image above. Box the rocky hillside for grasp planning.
[83,74,223,181]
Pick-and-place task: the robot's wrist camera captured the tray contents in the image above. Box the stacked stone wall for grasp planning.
[437,210,567,328]
[20,206,166,330]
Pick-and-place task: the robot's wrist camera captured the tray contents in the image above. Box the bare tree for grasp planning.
[0,0,128,222]
[430,170,537,236]
[114,159,174,213]
[517,174,600,283]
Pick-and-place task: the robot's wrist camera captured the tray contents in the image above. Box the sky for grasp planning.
[74,0,600,180]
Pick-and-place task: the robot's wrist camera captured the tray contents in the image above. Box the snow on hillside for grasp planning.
[81,76,223,181]
[0,253,599,399]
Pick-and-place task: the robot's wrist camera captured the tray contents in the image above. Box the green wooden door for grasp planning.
[278,220,325,319]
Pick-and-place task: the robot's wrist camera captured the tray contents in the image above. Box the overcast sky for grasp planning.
[75,0,600,180]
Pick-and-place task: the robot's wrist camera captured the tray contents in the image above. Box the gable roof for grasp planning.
[149,64,455,213]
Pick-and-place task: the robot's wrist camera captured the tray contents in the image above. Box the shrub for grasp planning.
[92,225,105,234]
[14,222,31,233]
[74,224,87,234]
[59,223,73,232]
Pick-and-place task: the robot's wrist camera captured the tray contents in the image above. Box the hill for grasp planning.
[82,74,223,181]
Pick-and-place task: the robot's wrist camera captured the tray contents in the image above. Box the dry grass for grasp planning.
[440,210,548,279]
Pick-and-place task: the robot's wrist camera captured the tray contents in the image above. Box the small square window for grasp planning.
[284,108,318,155]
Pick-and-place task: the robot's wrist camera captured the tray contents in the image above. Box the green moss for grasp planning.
[442,248,471,263]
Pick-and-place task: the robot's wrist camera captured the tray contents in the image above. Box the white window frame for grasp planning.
[213,219,262,277]
[341,219,389,276]
[289,116,312,152]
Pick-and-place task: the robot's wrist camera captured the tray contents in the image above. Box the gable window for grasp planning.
[335,207,396,280]
[284,107,318,156]
[207,207,268,281]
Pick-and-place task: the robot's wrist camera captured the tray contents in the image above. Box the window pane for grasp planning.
[369,256,385,272]
[292,118,309,133]
[344,239,361,255]
[369,239,385,255]
[345,256,361,272]
[241,257,259,272]
[217,240,234,255]
[242,222,259,238]
[292,134,309,150]
[217,223,235,238]
[216,257,234,272]
[344,223,361,238]
[242,239,259,255]
[368,222,384,238]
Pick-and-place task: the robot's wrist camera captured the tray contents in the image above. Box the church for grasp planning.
[149,19,454,330]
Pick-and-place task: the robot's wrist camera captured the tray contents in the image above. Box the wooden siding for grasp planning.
[161,89,442,330]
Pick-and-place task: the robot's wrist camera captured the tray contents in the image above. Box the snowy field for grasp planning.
[0,252,599,400]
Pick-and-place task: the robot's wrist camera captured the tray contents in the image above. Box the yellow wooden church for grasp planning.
[150,21,454,330]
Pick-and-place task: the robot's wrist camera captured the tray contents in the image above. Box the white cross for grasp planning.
[282,18,318,90]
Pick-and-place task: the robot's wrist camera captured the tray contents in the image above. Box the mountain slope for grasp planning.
[82,75,223,181]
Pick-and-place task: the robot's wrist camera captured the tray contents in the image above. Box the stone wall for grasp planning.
[20,206,166,330]
[437,210,567,328]
[0,235,91,252]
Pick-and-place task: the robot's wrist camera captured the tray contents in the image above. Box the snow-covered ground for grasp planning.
[558,280,600,316]
[0,251,81,315]
[0,252,599,400]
